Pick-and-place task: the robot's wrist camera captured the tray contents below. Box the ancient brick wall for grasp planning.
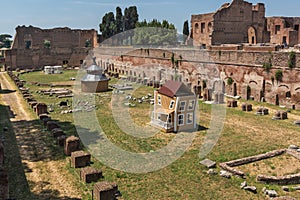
[94,47,300,109]
[267,17,300,46]
[5,26,97,69]
[191,0,269,46]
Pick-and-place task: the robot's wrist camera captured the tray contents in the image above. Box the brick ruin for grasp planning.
[3,25,98,69]
[93,47,300,109]
[190,0,300,48]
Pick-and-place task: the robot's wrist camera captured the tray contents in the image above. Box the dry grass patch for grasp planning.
[237,154,300,177]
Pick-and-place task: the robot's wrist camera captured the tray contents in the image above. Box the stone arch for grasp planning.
[248,26,256,44]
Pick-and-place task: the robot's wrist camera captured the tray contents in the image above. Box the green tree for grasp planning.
[288,51,296,69]
[124,6,139,45]
[275,70,283,83]
[43,40,51,49]
[99,12,116,39]
[0,34,12,48]
[183,20,189,43]
[183,20,189,36]
[115,7,123,34]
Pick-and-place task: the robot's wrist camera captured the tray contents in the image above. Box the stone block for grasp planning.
[39,113,50,121]
[199,159,216,168]
[42,117,52,126]
[64,136,80,156]
[227,100,237,107]
[71,151,91,168]
[47,121,59,131]
[36,103,48,116]
[80,167,103,183]
[51,128,65,138]
[93,181,119,200]
[57,135,67,147]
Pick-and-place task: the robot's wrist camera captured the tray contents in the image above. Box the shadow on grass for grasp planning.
[0,104,87,199]
[0,89,16,94]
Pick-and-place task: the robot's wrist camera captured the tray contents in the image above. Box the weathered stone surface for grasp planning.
[227,100,238,108]
[220,170,232,179]
[272,110,288,120]
[256,107,269,115]
[36,103,48,116]
[199,159,216,168]
[243,186,257,193]
[207,169,218,175]
[220,149,285,177]
[265,189,278,197]
[51,128,65,138]
[39,113,50,121]
[257,173,300,185]
[71,150,91,168]
[81,167,103,183]
[42,117,52,126]
[64,136,80,156]
[240,181,247,189]
[5,26,97,69]
[46,121,59,131]
[93,181,119,200]
[288,145,299,150]
[57,135,67,147]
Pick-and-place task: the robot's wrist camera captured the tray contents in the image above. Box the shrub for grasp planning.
[275,70,283,82]
[288,51,296,69]
[227,77,234,85]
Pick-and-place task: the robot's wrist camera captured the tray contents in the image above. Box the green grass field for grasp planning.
[15,70,300,199]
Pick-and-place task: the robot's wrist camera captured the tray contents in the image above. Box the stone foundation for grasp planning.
[64,136,80,156]
[93,181,118,200]
[71,151,91,168]
[80,167,103,183]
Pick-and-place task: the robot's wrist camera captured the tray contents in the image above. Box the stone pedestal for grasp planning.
[47,121,59,131]
[51,128,65,138]
[64,136,80,156]
[36,103,48,116]
[71,151,91,168]
[80,167,103,183]
[241,103,252,111]
[227,100,238,107]
[93,181,118,200]
[57,135,67,147]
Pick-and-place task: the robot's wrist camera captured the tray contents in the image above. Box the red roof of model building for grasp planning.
[158,80,194,98]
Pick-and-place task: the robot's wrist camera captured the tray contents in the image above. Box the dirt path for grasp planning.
[0,72,83,199]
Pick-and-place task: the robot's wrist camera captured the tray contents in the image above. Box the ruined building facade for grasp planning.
[191,0,300,48]
[4,26,98,69]
[191,0,270,47]
[267,17,300,46]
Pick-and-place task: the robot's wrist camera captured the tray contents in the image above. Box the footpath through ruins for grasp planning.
[0,72,83,199]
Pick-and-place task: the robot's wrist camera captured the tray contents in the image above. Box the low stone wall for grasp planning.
[257,173,300,185]
[219,149,286,177]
